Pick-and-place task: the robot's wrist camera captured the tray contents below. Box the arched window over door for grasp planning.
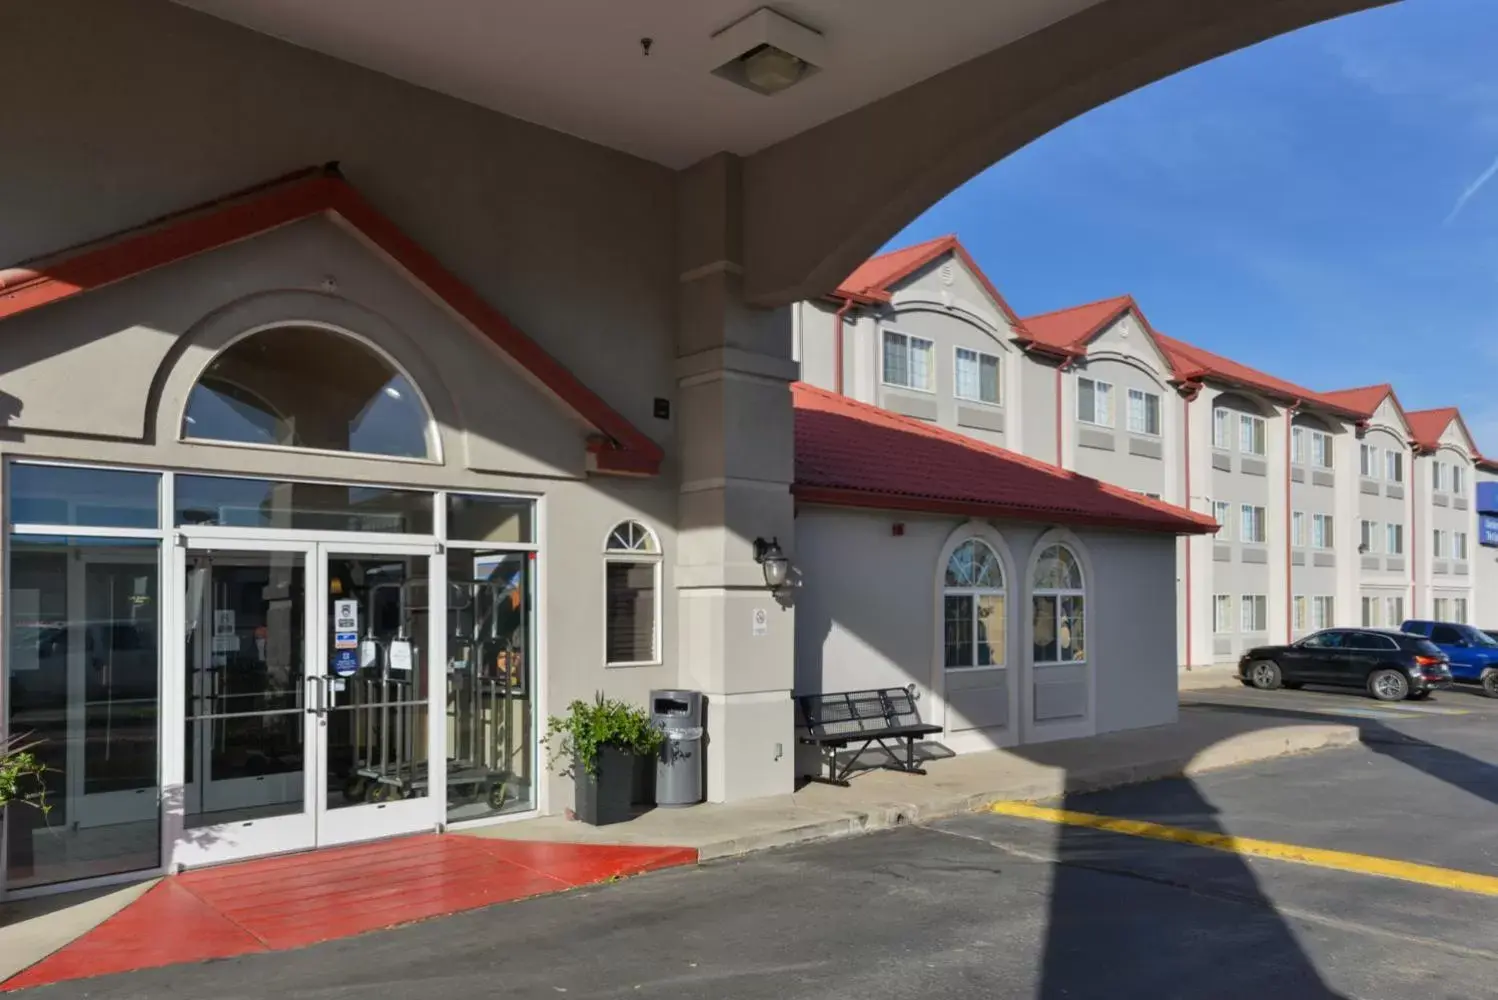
[943,539,1005,669]
[182,325,436,459]
[1032,544,1085,665]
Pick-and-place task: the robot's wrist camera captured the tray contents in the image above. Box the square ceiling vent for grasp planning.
[710,7,825,96]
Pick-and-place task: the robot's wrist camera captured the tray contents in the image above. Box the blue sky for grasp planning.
[887,0,1498,449]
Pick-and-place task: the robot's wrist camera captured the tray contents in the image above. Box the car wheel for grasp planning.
[1483,671,1498,699]
[1369,669,1410,702]
[1247,660,1282,691]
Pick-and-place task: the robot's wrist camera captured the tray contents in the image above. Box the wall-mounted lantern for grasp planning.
[752,536,791,590]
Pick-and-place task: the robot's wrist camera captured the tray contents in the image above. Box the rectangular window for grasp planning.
[446,494,536,543]
[1241,595,1267,632]
[1362,596,1377,627]
[175,475,433,533]
[1312,513,1334,549]
[1456,598,1469,623]
[1434,597,1450,621]
[1385,595,1404,625]
[1433,461,1445,493]
[1239,414,1266,456]
[1126,388,1161,436]
[1453,465,1466,496]
[1313,596,1335,630]
[882,330,934,392]
[1292,511,1306,548]
[1212,500,1232,531]
[1213,594,1233,633]
[1360,519,1378,553]
[1291,426,1306,464]
[1240,505,1267,544]
[606,561,659,665]
[1360,443,1378,478]
[1077,377,1114,427]
[1292,595,1308,632]
[1386,450,1403,483]
[8,463,160,529]
[1434,529,1446,559]
[1311,430,1333,469]
[955,347,1001,405]
[1387,523,1404,555]
[1213,408,1230,449]
[1456,531,1469,561]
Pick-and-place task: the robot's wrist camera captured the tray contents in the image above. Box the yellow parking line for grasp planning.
[990,801,1498,897]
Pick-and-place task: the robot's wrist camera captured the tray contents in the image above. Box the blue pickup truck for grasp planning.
[1401,620,1498,697]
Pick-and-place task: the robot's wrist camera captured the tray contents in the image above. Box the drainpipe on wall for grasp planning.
[1181,383,1201,669]
[1411,442,1420,617]
[832,297,855,396]
[1286,399,1301,643]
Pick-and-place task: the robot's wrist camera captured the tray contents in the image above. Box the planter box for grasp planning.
[574,745,637,826]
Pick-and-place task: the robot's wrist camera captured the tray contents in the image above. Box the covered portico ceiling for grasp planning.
[173,0,1106,167]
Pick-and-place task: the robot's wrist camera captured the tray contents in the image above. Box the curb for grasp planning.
[694,724,1358,863]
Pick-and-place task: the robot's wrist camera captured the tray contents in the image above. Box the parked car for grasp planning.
[1400,620,1498,697]
[1239,628,1452,702]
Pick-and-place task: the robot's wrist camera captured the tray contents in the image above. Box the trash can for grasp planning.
[651,689,704,807]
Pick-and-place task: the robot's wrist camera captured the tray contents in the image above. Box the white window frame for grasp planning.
[1387,523,1404,555]
[1456,531,1469,561]
[1213,594,1233,633]
[1291,510,1306,548]
[1292,595,1308,632]
[1212,500,1232,531]
[1312,513,1334,550]
[1312,596,1335,630]
[1126,387,1161,437]
[953,346,1002,406]
[1076,376,1115,428]
[1433,529,1446,560]
[1433,461,1445,493]
[1455,598,1469,623]
[1360,443,1378,479]
[1361,596,1377,627]
[1452,464,1466,496]
[603,520,663,667]
[1241,594,1267,633]
[1310,430,1333,470]
[1291,426,1306,464]
[1434,597,1450,621]
[1240,504,1266,544]
[881,329,935,393]
[1385,450,1403,483]
[943,539,1007,671]
[1385,595,1404,626]
[1212,408,1231,450]
[1239,413,1266,456]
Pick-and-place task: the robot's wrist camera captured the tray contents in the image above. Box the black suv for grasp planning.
[1239,628,1452,702]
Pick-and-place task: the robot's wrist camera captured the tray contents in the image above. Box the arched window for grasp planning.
[183,325,436,459]
[1032,544,1085,665]
[604,521,661,666]
[943,539,1005,669]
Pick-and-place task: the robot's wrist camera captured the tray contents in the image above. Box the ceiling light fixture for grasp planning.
[710,7,824,97]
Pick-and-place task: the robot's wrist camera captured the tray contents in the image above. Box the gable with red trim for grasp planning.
[1406,407,1478,455]
[0,165,662,475]
[834,235,1026,331]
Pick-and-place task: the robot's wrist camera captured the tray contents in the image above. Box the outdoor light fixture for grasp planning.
[710,7,824,97]
[753,536,791,590]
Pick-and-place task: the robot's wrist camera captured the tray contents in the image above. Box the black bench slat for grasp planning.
[796,687,944,786]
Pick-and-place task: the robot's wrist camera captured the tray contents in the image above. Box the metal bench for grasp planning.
[797,687,944,786]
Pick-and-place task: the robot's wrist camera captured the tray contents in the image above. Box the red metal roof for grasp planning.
[792,382,1217,534]
[1018,295,1134,355]
[834,235,1026,327]
[0,165,662,475]
[1318,383,1395,418]
[1406,407,1463,452]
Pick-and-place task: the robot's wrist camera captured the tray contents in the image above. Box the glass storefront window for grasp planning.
[175,475,434,534]
[7,464,159,529]
[444,551,535,822]
[446,494,534,544]
[6,536,161,889]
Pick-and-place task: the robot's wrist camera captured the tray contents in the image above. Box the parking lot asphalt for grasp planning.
[21,684,1498,1000]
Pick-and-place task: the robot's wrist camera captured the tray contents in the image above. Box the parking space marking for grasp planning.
[989,801,1498,898]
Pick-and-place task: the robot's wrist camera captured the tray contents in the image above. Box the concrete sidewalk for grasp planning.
[463,701,1354,860]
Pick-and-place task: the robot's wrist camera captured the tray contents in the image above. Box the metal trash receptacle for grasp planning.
[651,689,704,807]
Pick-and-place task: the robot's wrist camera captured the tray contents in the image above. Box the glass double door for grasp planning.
[172,538,438,868]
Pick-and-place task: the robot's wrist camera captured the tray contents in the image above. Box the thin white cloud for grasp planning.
[1445,152,1498,224]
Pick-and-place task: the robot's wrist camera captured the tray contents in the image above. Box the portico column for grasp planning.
[674,153,797,803]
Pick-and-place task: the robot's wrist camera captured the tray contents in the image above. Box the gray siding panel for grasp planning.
[1434,560,1450,575]
[1386,556,1405,572]
[1212,452,1232,472]
[1361,555,1380,570]
[1292,550,1306,566]
[1213,638,1233,657]
[1456,497,1470,511]
[1456,562,1470,576]
[1290,466,1305,483]
[1214,543,1232,562]
[1313,552,1336,568]
[1242,547,1269,564]
[881,389,938,421]
[1078,426,1116,452]
[1434,493,1450,508]
[1360,479,1380,495]
[1034,680,1087,722]
[1128,435,1163,459]
[956,405,1005,433]
[1312,470,1335,488]
[1241,457,1268,477]
[1386,484,1405,499]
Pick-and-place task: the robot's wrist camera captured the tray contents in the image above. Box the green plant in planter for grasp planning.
[0,733,49,812]
[545,693,663,778]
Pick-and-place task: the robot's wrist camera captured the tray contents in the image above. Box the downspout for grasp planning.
[1286,399,1301,642]
[1411,443,1420,617]
[1181,384,1200,669]
[832,297,855,396]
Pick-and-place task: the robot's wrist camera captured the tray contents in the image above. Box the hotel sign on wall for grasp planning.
[1480,514,1498,548]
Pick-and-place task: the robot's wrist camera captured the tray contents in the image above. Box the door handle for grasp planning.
[306,676,326,715]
